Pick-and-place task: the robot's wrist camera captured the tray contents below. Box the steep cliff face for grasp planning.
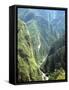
[18,20,44,82]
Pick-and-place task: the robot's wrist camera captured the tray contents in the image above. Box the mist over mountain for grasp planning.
[18,8,65,24]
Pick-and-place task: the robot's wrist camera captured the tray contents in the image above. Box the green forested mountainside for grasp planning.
[40,37,65,80]
[41,46,65,73]
[18,19,47,82]
[48,35,65,56]
[49,68,65,80]
[18,19,65,81]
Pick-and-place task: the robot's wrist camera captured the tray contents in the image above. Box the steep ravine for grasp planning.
[18,9,65,81]
[18,19,65,82]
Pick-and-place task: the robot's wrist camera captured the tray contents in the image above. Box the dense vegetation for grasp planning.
[18,19,47,82]
[17,9,66,82]
[40,37,65,80]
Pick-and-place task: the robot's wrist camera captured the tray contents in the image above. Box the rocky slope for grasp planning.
[17,19,47,82]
